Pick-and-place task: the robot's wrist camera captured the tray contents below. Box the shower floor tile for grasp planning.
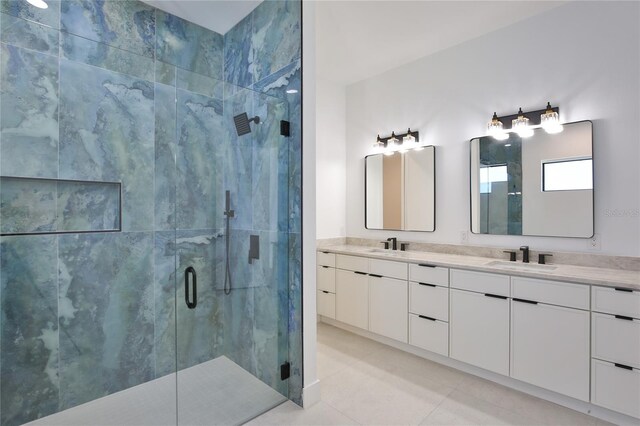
[27,356,286,426]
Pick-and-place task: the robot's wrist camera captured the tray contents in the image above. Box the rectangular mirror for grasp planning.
[365,146,435,232]
[470,120,593,237]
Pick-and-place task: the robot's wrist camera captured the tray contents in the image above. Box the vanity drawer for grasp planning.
[317,251,336,267]
[450,269,509,297]
[317,265,336,293]
[409,263,449,287]
[592,312,640,368]
[409,282,448,321]
[592,359,640,419]
[409,313,449,357]
[336,254,369,273]
[370,258,408,280]
[317,290,336,319]
[511,277,589,310]
[592,286,640,319]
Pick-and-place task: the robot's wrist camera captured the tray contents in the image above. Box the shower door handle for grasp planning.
[185,266,197,309]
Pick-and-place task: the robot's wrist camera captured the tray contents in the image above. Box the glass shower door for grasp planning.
[172,80,290,424]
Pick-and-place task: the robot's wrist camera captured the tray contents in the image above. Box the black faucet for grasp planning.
[520,246,530,263]
[387,237,398,250]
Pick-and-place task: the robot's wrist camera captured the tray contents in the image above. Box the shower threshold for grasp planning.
[27,356,287,426]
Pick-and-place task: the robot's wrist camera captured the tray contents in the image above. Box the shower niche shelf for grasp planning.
[0,176,122,236]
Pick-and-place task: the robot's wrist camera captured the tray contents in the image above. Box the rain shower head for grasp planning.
[233,113,260,136]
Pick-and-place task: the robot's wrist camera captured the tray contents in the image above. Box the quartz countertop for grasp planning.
[318,245,640,291]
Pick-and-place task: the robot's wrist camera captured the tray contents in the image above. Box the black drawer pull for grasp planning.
[321,251,330,254]
[614,363,634,371]
[354,271,367,275]
[321,265,330,269]
[369,274,383,278]
[615,314,634,321]
[418,315,437,321]
[485,293,507,300]
[322,290,329,294]
[615,287,633,293]
[513,298,538,305]
[418,263,437,268]
[418,282,436,287]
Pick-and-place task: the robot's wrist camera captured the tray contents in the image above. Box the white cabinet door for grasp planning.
[369,276,408,342]
[336,269,369,329]
[450,289,510,376]
[511,300,590,401]
[317,265,335,292]
[317,291,336,319]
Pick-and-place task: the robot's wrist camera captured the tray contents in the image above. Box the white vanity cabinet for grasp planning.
[510,277,590,402]
[449,269,510,376]
[317,252,336,319]
[591,286,640,418]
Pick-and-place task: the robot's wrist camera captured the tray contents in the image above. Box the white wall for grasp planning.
[302,0,319,407]
[316,78,347,238]
[345,1,640,256]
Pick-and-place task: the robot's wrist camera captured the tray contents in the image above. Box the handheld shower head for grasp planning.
[233,113,260,136]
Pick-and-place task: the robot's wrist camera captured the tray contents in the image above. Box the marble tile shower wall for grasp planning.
[0,0,302,424]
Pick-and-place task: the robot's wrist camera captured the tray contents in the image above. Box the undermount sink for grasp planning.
[366,248,410,256]
[486,260,557,271]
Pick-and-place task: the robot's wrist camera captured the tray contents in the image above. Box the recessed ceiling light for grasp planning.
[26,0,48,9]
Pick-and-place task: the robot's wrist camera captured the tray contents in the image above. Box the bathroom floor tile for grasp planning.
[252,323,606,426]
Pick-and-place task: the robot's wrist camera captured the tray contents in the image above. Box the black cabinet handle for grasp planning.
[485,293,507,300]
[185,266,197,309]
[418,282,436,287]
[321,251,330,254]
[418,315,437,321]
[615,287,633,293]
[321,265,330,269]
[614,363,634,371]
[418,263,437,268]
[354,271,367,275]
[513,298,538,305]
[322,290,329,294]
[615,314,634,321]
[369,274,383,278]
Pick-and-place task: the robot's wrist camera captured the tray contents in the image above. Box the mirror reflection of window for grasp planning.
[543,158,593,191]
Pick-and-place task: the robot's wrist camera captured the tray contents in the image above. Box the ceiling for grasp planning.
[143,0,262,35]
[317,1,565,86]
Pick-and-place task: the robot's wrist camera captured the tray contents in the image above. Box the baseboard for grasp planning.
[320,316,639,426]
[302,379,321,408]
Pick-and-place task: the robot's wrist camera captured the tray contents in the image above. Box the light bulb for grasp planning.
[512,108,533,138]
[388,132,400,146]
[493,132,510,141]
[26,0,48,8]
[487,112,510,140]
[541,102,563,134]
[403,128,416,146]
[383,150,395,156]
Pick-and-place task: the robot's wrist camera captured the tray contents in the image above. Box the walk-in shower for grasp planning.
[0,0,302,425]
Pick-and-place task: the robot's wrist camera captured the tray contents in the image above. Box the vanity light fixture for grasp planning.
[540,102,563,134]
[512,108,534,138]
[487,113,509,141]
[373,129,421,155]
[25,0,48,8]
[487,103,562,140]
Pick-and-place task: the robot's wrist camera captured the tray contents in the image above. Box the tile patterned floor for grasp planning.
[249,323,612,426]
